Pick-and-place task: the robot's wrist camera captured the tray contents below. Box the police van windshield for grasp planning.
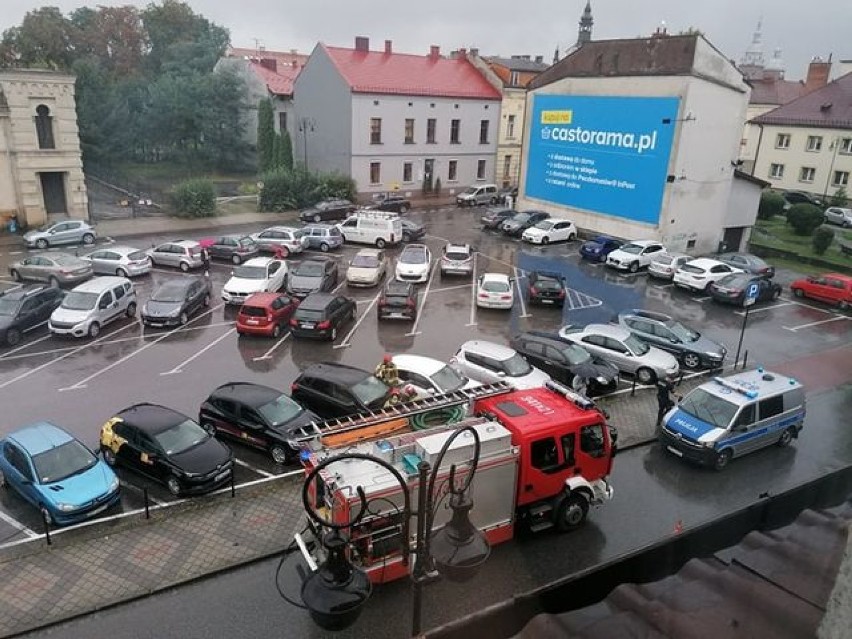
[678,388,738,430]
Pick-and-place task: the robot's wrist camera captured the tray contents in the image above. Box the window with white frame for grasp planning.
[840,138,852,155]
[370,118,382,144]
[370,162,381,185]
[806,136,823,152]
[448,160,458,182]
[833,170,849,187]
[426,118,436,144]
[503,155,512,179]
[450,119,460,144]
[403,162,413,183]
[799,166,816,183]
[479,120,490,144]
[769,163,784,179]
[507,114,516,138]
[476,159,486,180]
[404,119,415,144]
[775,133,791,149]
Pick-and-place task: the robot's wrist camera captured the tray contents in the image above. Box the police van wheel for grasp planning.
[714,449,732,471]
[778,427,795,447]
[555,493,589,531]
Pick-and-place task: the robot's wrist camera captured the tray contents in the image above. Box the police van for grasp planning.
[660,368,805,470]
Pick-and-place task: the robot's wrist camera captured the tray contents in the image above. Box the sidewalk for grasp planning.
[0,381,674,637]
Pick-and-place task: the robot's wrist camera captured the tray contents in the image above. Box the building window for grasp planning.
[840,138,852,155]
[509,71,519,86]
[426,118,436,144]
[278,112,287,133]
[775,133,790,149]
[503,155,512,179]
[507,114,516,139]
[477,159,487,180]
[34,105,55,150]
[799,166,816,183]
[833,170,850,187]
[370,118,382,144]
[450,119,460,144]
[769,163,785,179]
[479,120,490,144]
[370,162,381,185]
[403,162,413,183]
[806,135,823,152]
[404,118,415,144]
[448,160,458,182]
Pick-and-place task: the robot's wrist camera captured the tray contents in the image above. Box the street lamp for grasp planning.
[293,425,490,635]
[298,117,315,171]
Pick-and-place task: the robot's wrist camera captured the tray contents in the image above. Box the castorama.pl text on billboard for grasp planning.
[525,95,679,225]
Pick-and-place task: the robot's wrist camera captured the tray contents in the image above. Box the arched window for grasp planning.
[34,104,55,149]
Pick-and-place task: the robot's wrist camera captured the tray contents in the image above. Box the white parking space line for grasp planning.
[59,304,225,391]
[564,288,603,311]
[253,333,291,361]
[467,252,478,327]
[8,251,22,255]
[733,302,794,316]
[513,267,531,319]
[406,262,440,337]
[160,327,237,375]
[693,296,712,302]
[233,458,274,477]
[0,509,38,538]
[335,289,383,348]
[0,321,139,390]
[651,282,674,289]
[780,296,839,315]
[431,283,473,294]
[0,332,53,359]
[783,316,850,332]
[0,279,21,287]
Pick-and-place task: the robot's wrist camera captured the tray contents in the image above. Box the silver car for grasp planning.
[23,220,97,249]
[558,323,679,384]
[82,246,151,277]
[251,226,309,256]
[824,207,852,228]
[148,240,205,272]
[9,253,93,287]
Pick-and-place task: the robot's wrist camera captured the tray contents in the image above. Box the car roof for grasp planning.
[480,272,510,283]
[445,243,470,252]
[355,248,383,257]
[652,252,688,261]
[242,292,286,306]
[530,270,562,280]
[154,277,196,292]
[115,403,188,434]
[299,362,372,385]
[7,422,73,455]
[211,382,283,408]
[697,370,802,406]
[684,257,726,269]
[392,354,446,375]
[0,285,50,301]
[103,245,144,255]
[216,234,251,240]
[384,280,413,294]
[171,239,201,247]
[242,257,276,267]
[402,243,428,251]
[264,226,299,233]
[512,332,572,350]
[587,236,618,243]
[459,340,517,360]
[297,292,337,309]
[577,324,631,340]
[303,223,335,230]
[71,276,130,292]
[620,239,658,247]
[619,309,673,323]
[817,273,852,281]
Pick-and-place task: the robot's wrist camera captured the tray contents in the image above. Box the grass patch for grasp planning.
[750,217,851,269]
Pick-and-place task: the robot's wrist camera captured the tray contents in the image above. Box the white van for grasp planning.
[456,184,498,207]
[49,276,137,338]
[337,211,403,248]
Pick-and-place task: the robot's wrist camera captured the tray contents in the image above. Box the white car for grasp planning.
[648,253,691,281]
[250,226,309,257]
[606,240,667,273]
[521,218,577,244]
[450,340,550,390]
[221,257,287,305]
[476,273,514,309]
[673,258,743,293]
[392,354,480,396]
[395,244,432,283]
[824,207,852,228]
[346,248,387,287]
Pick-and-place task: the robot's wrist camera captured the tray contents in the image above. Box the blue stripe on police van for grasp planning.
[717,411,806,449]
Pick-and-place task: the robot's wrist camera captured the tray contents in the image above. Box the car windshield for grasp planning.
[351,255,380,268]
[154,419,209,455]
[502,353,532,377]
[233,266,267,279]
[430,365,469,392]
[533,220,554,231]
[680,263,705,274]
[400,249,426,264]
[653,255,674,265]
[619,243,643,254]
[257,395,303,426]
[294,262,324,276]
[562,345,592,366]
[720,274,751,288]
[151,284,187,303]
[32,439,98,484]
[295,309,325,321]
[624,333,650,355]
[445,250,469,261]
[678,388,739,430]
[482,280,510,293]
[0,298,21,316]
[351,376,390,407]
[667,321,700,343]
[61,291,98,310]
[511,213,531,224]
[462,187,478,195]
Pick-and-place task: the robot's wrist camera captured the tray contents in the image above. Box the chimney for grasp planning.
[384,40,392,54]
[429,45,440,59]
[458,47,467,59]
[259,58,277,73]
[290,49,297,56]
[355,36,369,52]
[805,57,832,92]
[291,60,297,68]
[535,55,543,64]
[470,48,479,57]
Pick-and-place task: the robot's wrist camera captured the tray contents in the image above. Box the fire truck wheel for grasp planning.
[555,493,589,531]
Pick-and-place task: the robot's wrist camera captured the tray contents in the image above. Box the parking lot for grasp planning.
[0,204,849,546]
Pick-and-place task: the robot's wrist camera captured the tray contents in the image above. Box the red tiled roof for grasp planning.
[248,60,301,96]
[749,78,808,106]
[754,72,852,130]
[322,44,501,100]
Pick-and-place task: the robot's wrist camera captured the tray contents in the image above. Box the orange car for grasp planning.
[790,273,852,310]
[236,292,299,338]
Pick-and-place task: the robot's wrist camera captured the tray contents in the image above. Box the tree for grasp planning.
[786,203,824,236]
[829,187,849,209]
[758,191,786,220]
[280,129,294,171]
[141,0,229,75]
[812,227,835,255]
[0,7,78,70]
[257,100,275,173]
[271,133,284,170]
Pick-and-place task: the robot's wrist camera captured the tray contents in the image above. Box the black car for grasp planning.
[299,198,356,223]
[509,331,619,394]
[783,190,822,208]
[0,285,64,346]
[497,185,518,204]
[99,403,233,496]
[199,383,319,464]
[480,207,516,230]
[401,219,426,242]
[287,258,338,299]
[377,280,418,321]
[289,292,356,340]
[207,235,259,265]
[715,252,775,278]
[142,277,211,328]
[579,236,623,262]
[367,193,411,214]
[291,362,393,418]
[501,210,550,237]
[709,273,783,307]
[527,271,567,306]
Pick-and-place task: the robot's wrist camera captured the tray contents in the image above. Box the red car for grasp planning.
[790,273,852,310]
[236,292,299,337]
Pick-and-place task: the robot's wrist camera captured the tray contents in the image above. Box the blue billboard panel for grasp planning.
[525,95,680,225]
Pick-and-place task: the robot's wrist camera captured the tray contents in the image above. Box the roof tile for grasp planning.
[753,72,852,130]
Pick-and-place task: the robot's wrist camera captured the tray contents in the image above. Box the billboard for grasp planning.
[525,95,680,225]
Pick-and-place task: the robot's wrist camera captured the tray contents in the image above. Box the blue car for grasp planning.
[579,236,623,262]
[0,422,120,526]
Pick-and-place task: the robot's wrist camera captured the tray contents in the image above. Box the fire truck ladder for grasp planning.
[292,380,514,444]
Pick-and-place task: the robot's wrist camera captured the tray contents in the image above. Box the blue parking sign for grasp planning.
[744,282,760,307]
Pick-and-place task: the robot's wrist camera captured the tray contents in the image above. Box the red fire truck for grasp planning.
[294,380,616,585]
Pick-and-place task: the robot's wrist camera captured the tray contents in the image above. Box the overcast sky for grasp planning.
[3,0,849,77]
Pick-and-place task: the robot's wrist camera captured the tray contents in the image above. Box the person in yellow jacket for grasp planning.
[375,354,399,387]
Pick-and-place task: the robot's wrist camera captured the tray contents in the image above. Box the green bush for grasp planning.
[812,226,835,255]
[786,203,824,236]
[829,187,848,209]
[258,167,356,212]
[757,191,786,220]
[170,178,216,218]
